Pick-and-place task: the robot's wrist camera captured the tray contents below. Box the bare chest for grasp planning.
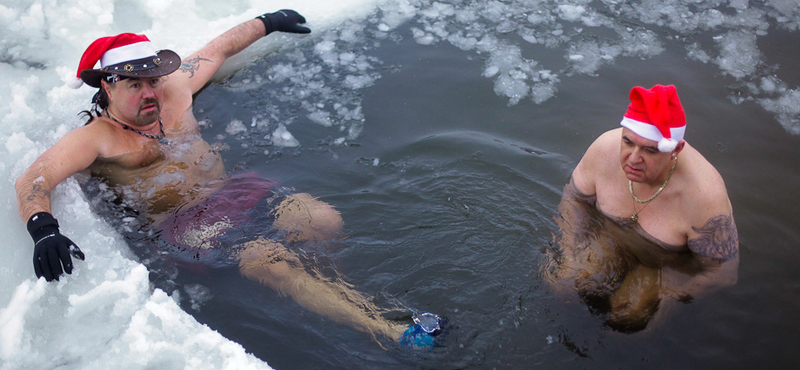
[89,112,226,216]
[594,180,690,250]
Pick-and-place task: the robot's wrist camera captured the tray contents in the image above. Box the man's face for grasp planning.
[619,128,673,184]
[105,77,164,127]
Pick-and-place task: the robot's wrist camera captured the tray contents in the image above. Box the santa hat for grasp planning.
[70,33,180,89]
[619,84,686,152]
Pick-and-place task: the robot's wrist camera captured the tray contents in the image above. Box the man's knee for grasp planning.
[275,193,343,241]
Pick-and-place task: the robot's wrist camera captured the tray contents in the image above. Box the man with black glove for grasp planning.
[15,9,311,282]
[15,9,412,346]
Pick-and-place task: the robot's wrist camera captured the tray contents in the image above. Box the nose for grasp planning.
[141,83,156,99]
[629,147,644,163]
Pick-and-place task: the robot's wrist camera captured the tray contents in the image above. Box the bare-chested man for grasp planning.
[14,10,436,345]
[544,84,739,332]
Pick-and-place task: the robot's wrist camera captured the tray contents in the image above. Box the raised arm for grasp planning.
[15,126,101,280]
[165,10,311,97]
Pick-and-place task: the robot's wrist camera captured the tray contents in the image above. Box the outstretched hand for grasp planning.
[257,9,311,35]
[27,212,85,281]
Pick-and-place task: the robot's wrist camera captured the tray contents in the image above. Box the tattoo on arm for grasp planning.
[26,184,51,202]
[689,215,739,260]
[179,57,213,78]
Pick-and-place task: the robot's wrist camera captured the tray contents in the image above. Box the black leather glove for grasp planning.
[256,9,311,36]
[27,212,85,281]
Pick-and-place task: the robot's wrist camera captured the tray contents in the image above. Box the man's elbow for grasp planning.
[709,255,740,289]
[14,169,33,197]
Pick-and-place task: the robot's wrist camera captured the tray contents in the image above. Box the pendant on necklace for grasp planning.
[631,214,638,223]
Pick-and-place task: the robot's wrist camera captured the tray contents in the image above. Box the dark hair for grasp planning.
[79,86,111,125]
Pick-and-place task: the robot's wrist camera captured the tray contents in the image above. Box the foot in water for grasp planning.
[399,311,447,348]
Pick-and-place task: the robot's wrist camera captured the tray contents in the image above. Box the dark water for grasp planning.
[137,17,800,370]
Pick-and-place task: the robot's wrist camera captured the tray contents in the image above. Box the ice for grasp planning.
[714,31,761,79]
[0,0,395,369]
[184,284,214,311]
[2,0,800,368]
[557,5,586,22]
[270,124,300,147]
[225,119,248,135]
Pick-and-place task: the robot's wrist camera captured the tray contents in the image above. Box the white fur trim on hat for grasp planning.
[100,41,157,68]
[620,116,685,152]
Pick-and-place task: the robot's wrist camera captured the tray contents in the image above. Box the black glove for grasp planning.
[256,9,311,36]
[27,212,85,282]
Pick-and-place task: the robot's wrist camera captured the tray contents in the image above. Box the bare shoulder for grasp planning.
[682,144,739,260]
[60,120,109,148]
[161,50,220,99]
[69,119,126,158]
[573,128,621,194]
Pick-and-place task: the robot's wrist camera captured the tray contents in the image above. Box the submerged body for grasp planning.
[87,103,227,222]
[546,121,739,332]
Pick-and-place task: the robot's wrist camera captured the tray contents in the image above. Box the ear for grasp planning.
[672,140,686,157]
[101,80,114,102]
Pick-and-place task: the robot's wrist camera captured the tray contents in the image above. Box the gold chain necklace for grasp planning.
[629,157,677,222]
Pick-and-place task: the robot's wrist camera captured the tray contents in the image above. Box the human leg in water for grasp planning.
[237,237,408,342]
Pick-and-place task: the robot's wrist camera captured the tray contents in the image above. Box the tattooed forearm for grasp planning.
[26,183,51,202]
[179,57,213,78]
[689,215,739,260]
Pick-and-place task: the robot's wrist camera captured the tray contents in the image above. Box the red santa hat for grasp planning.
[70,33,180,89]
[619,84,686,152]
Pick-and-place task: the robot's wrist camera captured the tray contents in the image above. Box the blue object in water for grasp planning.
[399,311,445,348]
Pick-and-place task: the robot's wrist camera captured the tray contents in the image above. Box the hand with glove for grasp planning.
[27,212,85,281]
[256,9,312,36]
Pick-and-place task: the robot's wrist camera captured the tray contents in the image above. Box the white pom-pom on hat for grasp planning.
[658,138,678,152]
[66,77,83,89]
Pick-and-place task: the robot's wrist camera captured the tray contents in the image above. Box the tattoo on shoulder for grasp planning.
[688,215,739,260]
[179,57,213,78]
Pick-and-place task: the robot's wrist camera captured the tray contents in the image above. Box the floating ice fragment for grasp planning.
[494,74,529,105]
[760,77,778,93]
[521,33,538,44]
[344,74,376,89]
[225,120,247,135]
[411,27,435,45]
[496,20,517,34]
[531,83,557,104]
[271,124,299,147]
[314,40,336,53]
[557,5,586,21]
[308,110,334,127]
[184,284,213,311]
[339,52,356,64]
[714,31,760,79]
[527,12,549,26]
